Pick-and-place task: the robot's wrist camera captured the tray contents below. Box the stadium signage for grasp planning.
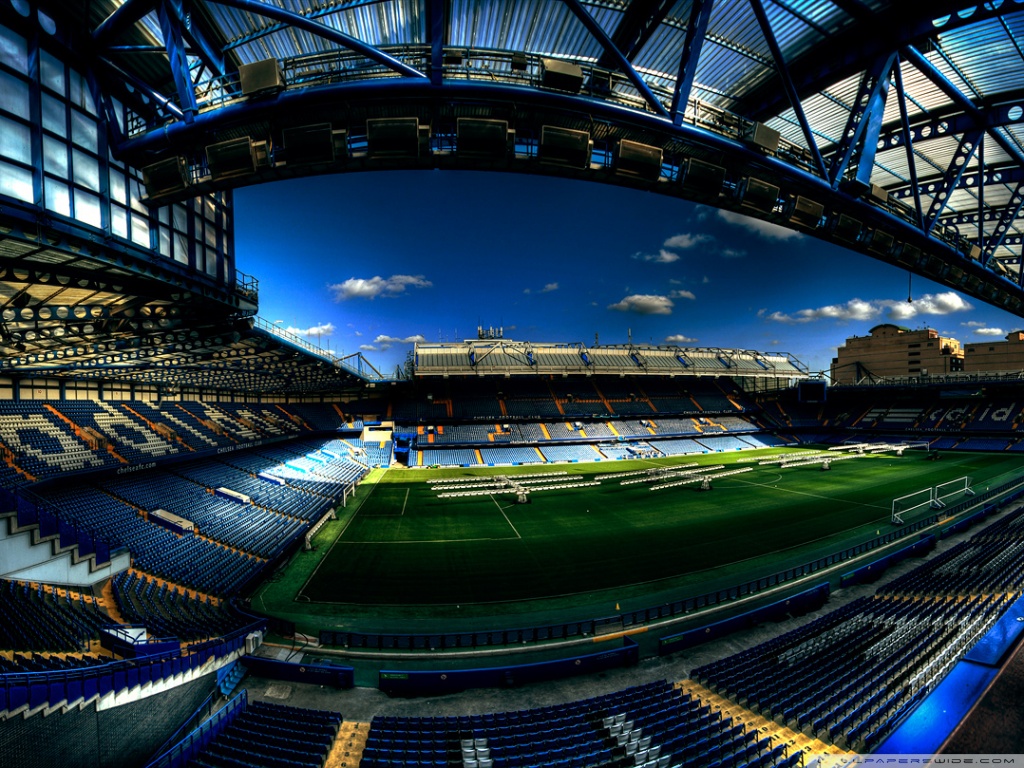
[217,440,263,454]
[116,462,157,474]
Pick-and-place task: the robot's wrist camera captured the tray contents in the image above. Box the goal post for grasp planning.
[891,476,974,524]
[892,488,934,525]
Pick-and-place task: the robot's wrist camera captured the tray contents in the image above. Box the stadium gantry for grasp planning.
[3,1,1024,766]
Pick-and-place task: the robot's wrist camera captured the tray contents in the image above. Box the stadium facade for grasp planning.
[2,1,1024,766]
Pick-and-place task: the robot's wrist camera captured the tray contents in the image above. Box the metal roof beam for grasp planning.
[559,0,669,118]
[598,0,677,66]
[157,1,198,123]
[167,0,225,77]
[747,0,827,179]
[828,52,897,188]
[426,0,446,87]
[670,0,715,126]
[924,128,983,234]
[96,56,185,121]
[890,165,1024,198]
[208,0,426,80]
[985,182,1024,261]
[893,54,924,229]
[93,0,159,47]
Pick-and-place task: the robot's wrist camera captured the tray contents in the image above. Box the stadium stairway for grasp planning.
[326,721,369,768]
[676,679,855,764]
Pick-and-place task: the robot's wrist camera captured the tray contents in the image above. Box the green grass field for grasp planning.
[295,447,1024,608]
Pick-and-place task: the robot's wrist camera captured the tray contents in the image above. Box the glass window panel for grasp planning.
[39,49,64,94]
[110,205,128,239]
[0,115,30,164]
[41,94,66,137]
[109,169,126,203]
[72,149,100,192]
[157,205,170,225]
[43,136,68,178]
[0,70,29,117]
[0,25,27,74]
[0,160,32,202]
[129,177,146,214]
[173,231,189,265]
[74,189,102,228]
[205,223,216,248]
[206,247,218,277]
[108,148,124,170]
[111,97,124,134]
[173,204,187,231]
[70,110,97,152]
[158,226,171,257]
[131,213,149,247]
[68,69,96,115]
[45,179,70,215]
[204,196,216,221]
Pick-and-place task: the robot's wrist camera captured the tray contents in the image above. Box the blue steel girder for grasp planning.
[157,1,199,122]
[985,182,1024,261]
[893,54,924,229]
[889,165,1024,200]
[559,0,669,118]
[221,0,378,52]
[828,52,897,188]
[901,45,1024,172]
[598,0,677,67]
[93,0,159,46]
[96,56,186,121]
[746,0,827,180]
[426,0,446,87]
[865,93,1024,154]
[209,0,426,79]
[671,0,715,126]
[924,129,983,235]
[169,0,226,77]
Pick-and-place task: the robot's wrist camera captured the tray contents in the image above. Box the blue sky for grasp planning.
[234,171,1021,378]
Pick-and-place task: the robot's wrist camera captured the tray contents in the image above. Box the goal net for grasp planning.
[891,489,934,525]
[931,475,975,509]
[891,476,974,524]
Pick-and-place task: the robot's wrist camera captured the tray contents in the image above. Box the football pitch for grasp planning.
[296,447,1024,608]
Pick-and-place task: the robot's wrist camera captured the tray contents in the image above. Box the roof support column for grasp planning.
[924,129,982,234]
[157,0,198,123]
[426,0,446,86]
[985,182,1024,264]
[670,0,714,125]
[893,56,924,229]
[746,0,827,179]
[828,52,897,188]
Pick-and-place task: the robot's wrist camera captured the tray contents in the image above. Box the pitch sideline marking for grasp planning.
[493,495,523,540]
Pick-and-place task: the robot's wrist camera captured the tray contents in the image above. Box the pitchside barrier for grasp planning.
[316,477,1024,663]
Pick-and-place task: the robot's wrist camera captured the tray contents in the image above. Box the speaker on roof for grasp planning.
[678,158,725,199]
[539,126,591,168]
[613,140,662,181]
[738,177,779,213]
[239,59,285,96]
[366,117,421,159]
[743,122,780,153]
[142,156,189,198]
[206,137,256,180]
[443,49,465,66]
[541,58,583,93]
[511,52,528,71]
[869,183,889,205]
[789,196,823,228]
[833,213,863,244]
[457,118,511,159]
[283,124,336,165]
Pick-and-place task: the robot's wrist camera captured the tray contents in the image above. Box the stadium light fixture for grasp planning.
[282,124,343,165]
[141,156,189,198]
[239,59,285,97]
[678,158,725,200]
[743,122,781,154]
[366,117,424,159]
[738,177,780,213]
[867,228,896,256]
[613,140,663,181]
[541,58,584,93]
[539,126,592,169]
[457,118,512,160]
[788,196,824,228]
[206,137,257,180]
[832,213,864,244]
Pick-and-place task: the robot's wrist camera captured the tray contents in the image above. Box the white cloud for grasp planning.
[670,289,696,300]
[962,321,986,327]
[665,334,697,343]
[702,276,710,284]
[359,344,377,351]
[540,282,559,293]
[634,249,681,264]
[974,327,1005,336]
[284,322,335,338]
[717,209,802,241]
[761,292,972,324]
[328,274,432,301]
[372,333,427,350]
[607,294,674,315]
[663,233,712,250]
[721,248,747,258]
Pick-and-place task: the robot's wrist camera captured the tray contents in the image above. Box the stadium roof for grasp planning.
[414,339,808,378]
[6,1,1024,394]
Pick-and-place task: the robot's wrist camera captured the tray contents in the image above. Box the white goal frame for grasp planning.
[891,475,974,524]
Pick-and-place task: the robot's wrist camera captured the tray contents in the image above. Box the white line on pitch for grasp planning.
[337,537,521,544]
[492,495,522,539]
[400,488,409,517]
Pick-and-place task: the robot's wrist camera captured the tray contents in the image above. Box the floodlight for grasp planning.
[613,140,663,181]
[282,124,337,165]
[833,213,863,244]
[539,126,591,168]
[678,158,725,199]
[366,117,422,159]
[738,177,779,213]
[457,118,511,159]
[789,196,823,228]
[206,138,256,180]
[142,157,189,198]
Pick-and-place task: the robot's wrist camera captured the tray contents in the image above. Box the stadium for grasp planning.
[2,1,1024,766]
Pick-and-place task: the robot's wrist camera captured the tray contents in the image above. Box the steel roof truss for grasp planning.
[670,0,715,126]
[828,52,897,189]
[168,0,226,77]
[924,128,983,235]
[93,0,161,47]
[746,0,827,179]
[559,0,669,118]
[426,0,445,87]
[209,0,427,80]
[600,0,677,66]
[986,182,1024,264]
[157,1,199,123]
[96,56,186,121]
[893,54,925,229]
